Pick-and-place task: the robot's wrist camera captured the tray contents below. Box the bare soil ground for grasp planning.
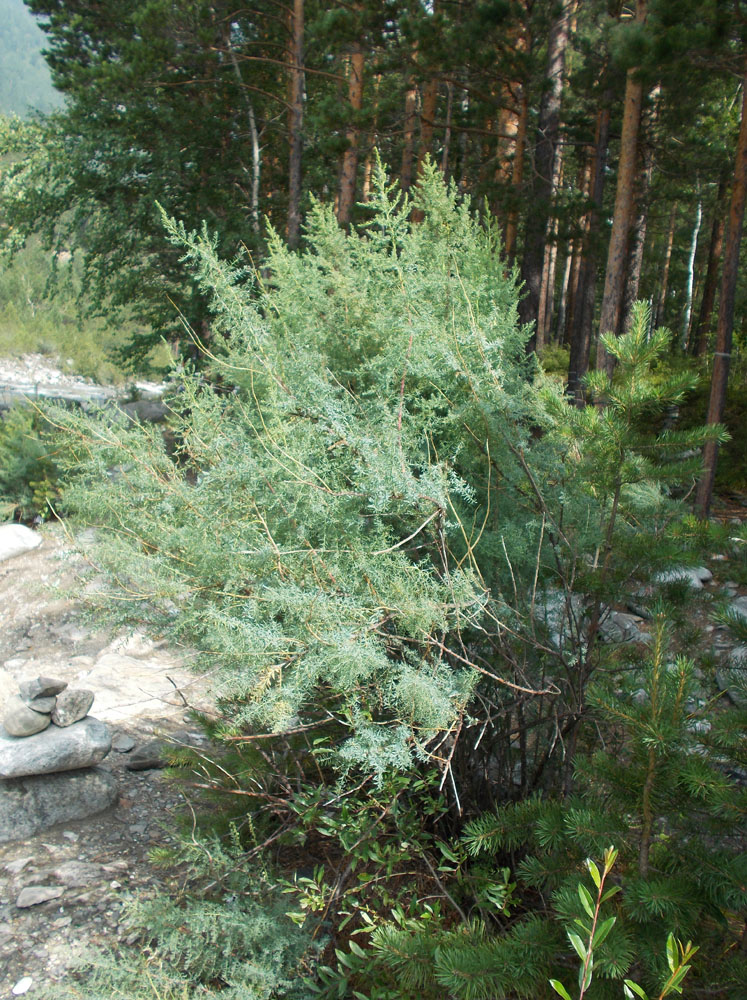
[0,525,213,997]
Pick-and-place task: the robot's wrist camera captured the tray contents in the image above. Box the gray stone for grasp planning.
[0,767,118,843]
[730,596,747,622]
[716,646,747,708]
[0,716,111,778]
[125,739,168,771]
[16,885,64,908]
[5,856,33,874]
[26,695,56,714]
[599,611,650,644]
[3,696,52,737]
[0,524,42,563]
[51,688,94,727]
[53,860,102,888]
[654,567,704,589]
[18,676,67,700]
[112,733,136,753]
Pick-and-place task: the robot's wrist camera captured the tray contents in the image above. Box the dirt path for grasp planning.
[0,525,213,997]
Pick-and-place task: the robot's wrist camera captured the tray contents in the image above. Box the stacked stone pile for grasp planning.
[0,676,117,843]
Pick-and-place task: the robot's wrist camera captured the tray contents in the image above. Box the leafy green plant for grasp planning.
[550,849,697,1000]
[0,402,64,519]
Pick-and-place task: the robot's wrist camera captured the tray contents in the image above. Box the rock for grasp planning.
[0,524,42,563]
[730,596,747,621]
[3,695,52,737]
[26,695,57,714]
[0,767,118,843]
[112,733,136,753]
[106,631,165,658]
[16,885,64,908]
[53,860,103,888]
[51,688,94,727]
[716,646,747,707]
[0,716,111,778]
[653,567,706,589]
[12,977,33,996]
[599,611,651,644]
[125,739,168,771]
[5,856,33,874]
[18,676,68,700]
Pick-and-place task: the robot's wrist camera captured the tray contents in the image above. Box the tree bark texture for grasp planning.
[337,46,364,230]
[696,71,747,519]
[286,0,304,249]
[400,73,418,192]
[567,103,610,402]
[504,89,528,261]
[596,0,648,375]
[621,94,658,334]
[518,2,570,342]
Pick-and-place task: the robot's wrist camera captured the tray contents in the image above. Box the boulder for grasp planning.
[0,524,42,563]
[599,611,651,645]
[2,695,52,737]
[653,567,709,589]
[0,716,111,778]
[0,767,118,843]
[51,688,94,727]
[18,676,67,701]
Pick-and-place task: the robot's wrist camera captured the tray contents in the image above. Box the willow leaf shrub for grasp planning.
[57,164,712,791]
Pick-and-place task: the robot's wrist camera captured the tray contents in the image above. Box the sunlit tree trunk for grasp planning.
[401,72,418,193]
[361,74,380,204]
[596,0,648,375]
[441,80,454,177]
[696,70,747,518]
[337,45,364,229]
[504,89,528,261]
[621,92,658,332]
[286,0,304,249]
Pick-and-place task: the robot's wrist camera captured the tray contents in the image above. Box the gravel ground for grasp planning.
[0,526,213,998]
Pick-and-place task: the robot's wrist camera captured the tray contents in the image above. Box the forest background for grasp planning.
[0,1,746,999]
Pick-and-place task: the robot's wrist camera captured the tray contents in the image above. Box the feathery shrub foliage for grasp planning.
[47,164,741,997]
[54,165,720,792]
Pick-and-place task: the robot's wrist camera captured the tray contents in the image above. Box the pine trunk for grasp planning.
[337,46,365,229]
[286,0,305,249]
[401,74,418,193]
[504,90,528,261]
[695,72,747,518]
[620,104,657,333]
[518,2,570,342]
[567,103,610,402]
[596,0,648,375]
[441,81,454,177]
